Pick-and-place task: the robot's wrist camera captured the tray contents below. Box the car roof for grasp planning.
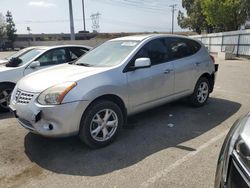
[110,34,194,42]
[29,45,92,51]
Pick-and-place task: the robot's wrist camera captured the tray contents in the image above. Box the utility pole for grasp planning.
[68,0,75,40]
[90,12,101,33]
[82,0,86,31]
[27,27,31,46]
[169,4,177,34]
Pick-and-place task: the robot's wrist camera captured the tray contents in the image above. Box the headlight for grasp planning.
[235,137,250,171]
[37,82,77,105]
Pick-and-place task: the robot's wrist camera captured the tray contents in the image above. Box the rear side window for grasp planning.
[69,47,87,61]
[188,40,201,54]
[134,39,170,65]
[168,38,201,60]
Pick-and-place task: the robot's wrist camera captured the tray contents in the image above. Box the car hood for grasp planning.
[240,114,250,147]
[0,59,8,65]
[17,64,110,92]
[0,65,15,72]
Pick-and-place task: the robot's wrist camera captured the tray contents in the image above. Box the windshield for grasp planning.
[75,40,139,67]
[18,49,45,66]
[6,48,33,61]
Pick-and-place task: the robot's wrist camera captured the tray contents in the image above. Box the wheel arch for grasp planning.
[0,82,16,87]
[198,72,215,93]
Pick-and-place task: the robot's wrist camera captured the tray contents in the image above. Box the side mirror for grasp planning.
[29,61,40,69]
[127,58,151,72]
[134,58,151,68]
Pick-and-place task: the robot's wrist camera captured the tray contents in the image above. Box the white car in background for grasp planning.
[0,45,91,112]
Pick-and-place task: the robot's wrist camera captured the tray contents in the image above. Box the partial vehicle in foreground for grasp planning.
[0,47,36,65]
[10,34,218,148]
[215,113,250,188]
[0,45,91,112]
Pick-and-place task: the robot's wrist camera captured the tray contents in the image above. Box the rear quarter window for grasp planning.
[188,39,201,54]
[168,38,201,60]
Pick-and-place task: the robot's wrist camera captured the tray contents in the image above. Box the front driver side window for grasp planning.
[37,49,67,66]
[134,39,169,66]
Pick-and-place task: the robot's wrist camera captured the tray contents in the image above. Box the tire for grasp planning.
[189,77,210,107]
[0,84,14,112]
[79,100,124,148]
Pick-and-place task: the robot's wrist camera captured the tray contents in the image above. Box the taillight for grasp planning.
[210,55,215,64]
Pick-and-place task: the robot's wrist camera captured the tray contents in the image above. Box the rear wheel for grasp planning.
[79,100,124,148]
[189,77,210,107]
[0,84,14,112]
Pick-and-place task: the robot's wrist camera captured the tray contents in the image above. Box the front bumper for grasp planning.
[215,114,250,188]
[9,91,90,137]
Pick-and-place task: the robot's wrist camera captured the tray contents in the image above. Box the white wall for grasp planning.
[191,29,250,56]
[14,38,109,48]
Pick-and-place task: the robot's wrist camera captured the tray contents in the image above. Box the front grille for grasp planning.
[15,90,34,104]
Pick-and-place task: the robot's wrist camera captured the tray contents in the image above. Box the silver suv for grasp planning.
[9,34,218,148]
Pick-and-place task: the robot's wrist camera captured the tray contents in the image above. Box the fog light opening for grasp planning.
[49,124,53,130]
[43,124,54,131]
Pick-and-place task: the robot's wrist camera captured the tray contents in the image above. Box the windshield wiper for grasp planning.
[75,63,93,67]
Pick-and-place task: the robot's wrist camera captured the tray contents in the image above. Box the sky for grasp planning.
[0,0,186,34]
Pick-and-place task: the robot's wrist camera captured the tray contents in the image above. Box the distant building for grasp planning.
[16,32,97,42]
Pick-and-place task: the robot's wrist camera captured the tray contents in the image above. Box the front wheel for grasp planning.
[189,77,210,107]
[79,100,124,148]
[0,84,14,112]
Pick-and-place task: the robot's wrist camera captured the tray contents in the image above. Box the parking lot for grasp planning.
[0,51,250,188]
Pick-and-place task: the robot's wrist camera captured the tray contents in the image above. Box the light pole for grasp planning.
[68,0,75,40]
[82,0,86,31]
[27,27,32,46]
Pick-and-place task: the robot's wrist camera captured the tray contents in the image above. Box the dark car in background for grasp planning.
[215,113,250,188]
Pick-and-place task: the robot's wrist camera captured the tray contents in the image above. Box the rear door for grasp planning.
[126,38,174,109]
[167,38,200,94]
[67,47,88,63]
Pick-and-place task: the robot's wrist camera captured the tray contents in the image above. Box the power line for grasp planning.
[91,0,168,13]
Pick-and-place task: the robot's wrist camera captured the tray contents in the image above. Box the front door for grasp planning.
[23,48,67,76]
[126,38,174,110]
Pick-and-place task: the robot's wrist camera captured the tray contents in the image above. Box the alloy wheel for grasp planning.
[90,109,118,142]
[0,89,12,109]
[197,82,209,104]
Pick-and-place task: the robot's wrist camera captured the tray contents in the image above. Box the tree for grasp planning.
[202,0,250,32]
[0,13,6,43]
[177,0,212,34]
[5,11,17,48]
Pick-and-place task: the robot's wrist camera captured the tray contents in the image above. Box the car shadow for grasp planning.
[24,97,241,176]
[0,112,13,120]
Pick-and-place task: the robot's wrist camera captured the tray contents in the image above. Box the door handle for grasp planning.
[164,69,174,74]
[195,62,201,66]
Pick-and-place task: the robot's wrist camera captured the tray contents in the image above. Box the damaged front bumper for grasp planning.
[9,89,90,137]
